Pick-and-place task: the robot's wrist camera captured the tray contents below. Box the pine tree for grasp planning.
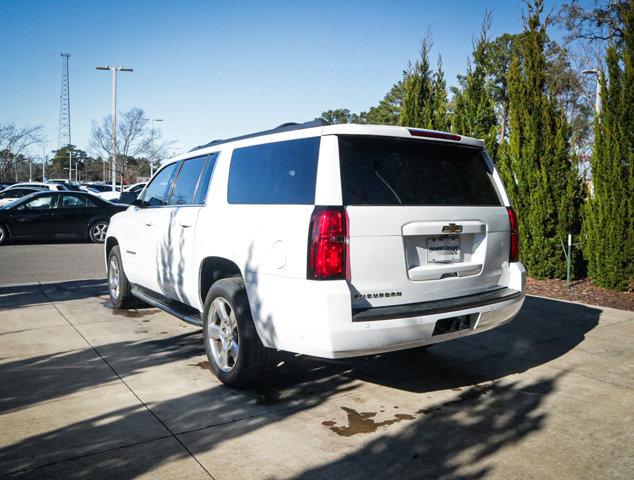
[432,56,450,131]
[582,8,634,291]
[452,15,499,158]
[400,37,434,129]
[498,0,581,279]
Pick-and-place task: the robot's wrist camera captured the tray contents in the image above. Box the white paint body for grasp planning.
[106,124,525,358]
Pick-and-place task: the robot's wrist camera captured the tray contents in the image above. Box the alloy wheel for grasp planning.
[108,256,120,300]
[90,222,108,242]
[207,297,239,372]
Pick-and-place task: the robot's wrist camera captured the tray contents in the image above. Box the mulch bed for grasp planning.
[526,277,634,311]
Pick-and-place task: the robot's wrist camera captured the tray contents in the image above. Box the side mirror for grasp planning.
[132,198,145,208]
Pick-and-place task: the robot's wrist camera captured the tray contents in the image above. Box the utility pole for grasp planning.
[96,65,133,191]
[68,150,72,182]
[42,144,47,181]
[29,159,32,182]
[582,69,602,114]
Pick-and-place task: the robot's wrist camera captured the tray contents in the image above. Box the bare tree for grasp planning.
[90,107,172,183]
[0,122,44,181]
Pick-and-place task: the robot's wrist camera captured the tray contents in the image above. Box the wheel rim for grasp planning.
[108,257,120,300]
[91,222,108,242]
[207,297,239,372]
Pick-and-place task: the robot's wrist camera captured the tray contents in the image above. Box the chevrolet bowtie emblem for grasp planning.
[442,223,463,234]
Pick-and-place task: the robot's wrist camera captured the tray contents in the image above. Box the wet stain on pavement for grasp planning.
[323,383,495,435]
[327,407,415,437]
[190,360,210,369]
[101,301,155,318]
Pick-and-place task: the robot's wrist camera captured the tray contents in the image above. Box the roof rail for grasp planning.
[189,119,330,152]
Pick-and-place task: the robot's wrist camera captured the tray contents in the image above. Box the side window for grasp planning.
[169,156,208,205]
[141,163,178,207]
[60,194,97,208]
[193,153,218,204]
[227,137,320,204]
[23,194,57,210]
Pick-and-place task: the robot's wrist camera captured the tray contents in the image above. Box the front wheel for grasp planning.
[107,245,139,309]
[89,220,109,243]
[203,278,272,388]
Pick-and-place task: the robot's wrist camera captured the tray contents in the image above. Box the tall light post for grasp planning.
[145,117,163,177]
[41,143,47,181]
[96,65,133,191]
[583,68,602,114]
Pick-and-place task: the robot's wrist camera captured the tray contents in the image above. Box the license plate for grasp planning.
[427,236,460,263]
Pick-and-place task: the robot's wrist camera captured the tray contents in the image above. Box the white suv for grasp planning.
[105,121,525,388]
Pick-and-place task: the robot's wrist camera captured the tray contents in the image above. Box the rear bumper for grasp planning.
[247,262,526,359]
[351,287,522,322]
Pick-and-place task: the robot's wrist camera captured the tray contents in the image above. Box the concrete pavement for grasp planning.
[0,244,632,478]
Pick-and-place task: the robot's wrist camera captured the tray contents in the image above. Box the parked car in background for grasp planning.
[0,182,17,191]
[118,183,147,204]
[105,120,526,388]
[0,191,127,245]
[11,182,66,191]
[0,186,46,206]
[44,179,83,191]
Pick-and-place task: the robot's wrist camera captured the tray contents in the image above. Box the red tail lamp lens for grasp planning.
[308,206,347,280]
[507,206,519,263]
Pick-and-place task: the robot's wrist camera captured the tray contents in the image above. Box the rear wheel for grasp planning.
[0,224,7,245]
[89,220,109,243]
[203,278,272,388]
[107,245,139,309]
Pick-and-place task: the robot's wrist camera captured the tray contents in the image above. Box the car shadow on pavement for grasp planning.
[0,293,602,478]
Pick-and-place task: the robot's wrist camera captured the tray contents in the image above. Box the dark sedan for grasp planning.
[0,191,127,245]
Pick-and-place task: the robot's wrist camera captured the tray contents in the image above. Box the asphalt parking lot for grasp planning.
[0,243,632,479]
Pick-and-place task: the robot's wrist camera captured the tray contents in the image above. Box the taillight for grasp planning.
[507,206,519,263]
[408,129,461,141]
[307,206,347,280]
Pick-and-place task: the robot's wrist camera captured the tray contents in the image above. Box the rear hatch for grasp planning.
[338,135,511,311]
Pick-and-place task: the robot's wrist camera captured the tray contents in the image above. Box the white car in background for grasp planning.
[99,183,145,203]
[11,182,65,191]
[105,121,526,388]
[0,186,46,206]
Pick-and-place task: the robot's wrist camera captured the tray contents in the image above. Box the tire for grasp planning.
[0,224,7,245]
[107,245,139,309]
[203,278,272,388]
[89,220,109,243]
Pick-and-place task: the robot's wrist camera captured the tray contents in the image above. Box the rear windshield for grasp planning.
[338,136,501,206]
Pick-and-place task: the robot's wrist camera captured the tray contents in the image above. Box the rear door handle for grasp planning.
[179,223,191,228]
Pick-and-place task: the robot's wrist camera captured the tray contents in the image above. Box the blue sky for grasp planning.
[0,0,585,157]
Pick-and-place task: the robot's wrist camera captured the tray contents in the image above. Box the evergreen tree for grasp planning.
[431,56,450,131]
[498,0,581,279]
[452,15,499,157]
[400,37,435,128]
[583,5,634,290]
[366,80,405,125]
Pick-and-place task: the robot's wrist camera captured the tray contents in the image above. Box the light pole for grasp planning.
[145,117,163,177]
[96,65,133,191]
[41,143,47,181]
[582,68,602,114]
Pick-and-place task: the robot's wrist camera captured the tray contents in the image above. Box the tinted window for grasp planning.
[142,163,178,207]
[228,137,320,204]
[60,194,98,208]
[22,194,57,210]
[169,156,207,205]
[338,136,501,206]
[193,154,218,204]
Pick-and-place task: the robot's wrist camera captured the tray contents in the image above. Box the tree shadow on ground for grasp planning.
[0,279,107,310]
[0,294,602,478]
